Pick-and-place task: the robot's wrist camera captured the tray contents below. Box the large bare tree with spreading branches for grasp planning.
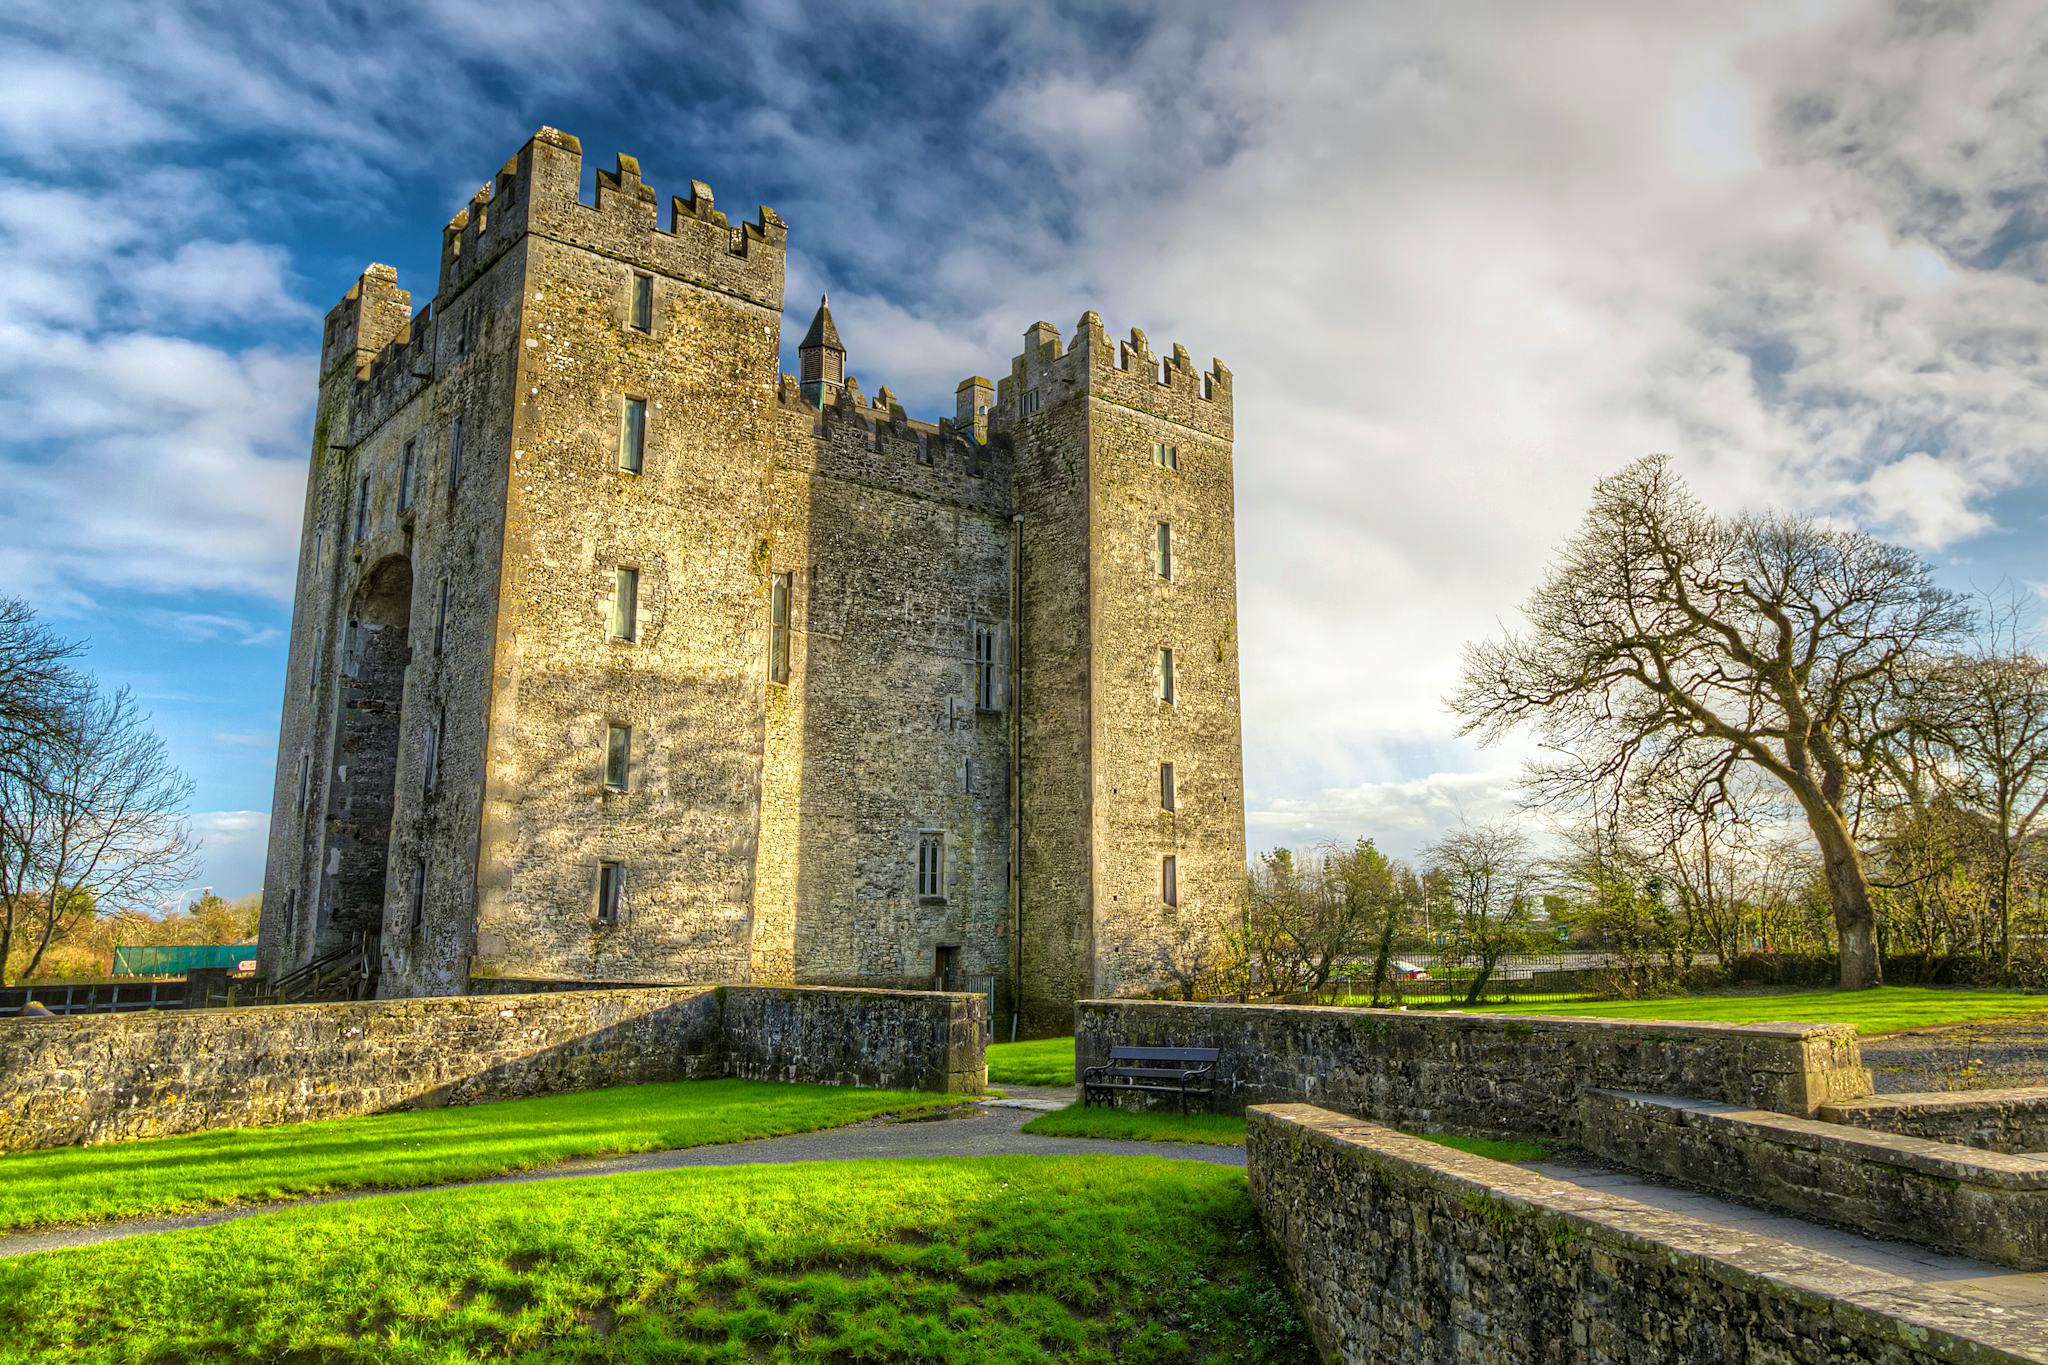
[1453,456,1971,989]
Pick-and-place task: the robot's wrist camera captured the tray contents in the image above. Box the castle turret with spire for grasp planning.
[797,294,844,406]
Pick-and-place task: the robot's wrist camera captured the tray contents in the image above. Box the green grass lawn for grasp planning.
[1456,985,2048,1034]
[1419,1134,1551,1164]
[988,1036,1077,1086]
[0,1079,965,1233]
[0,1156,1314,1364]
[1021,1102,1247,1145]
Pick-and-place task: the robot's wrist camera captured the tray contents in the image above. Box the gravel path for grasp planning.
[1861,1018,2048,1093]
[0,1088,1242,1260]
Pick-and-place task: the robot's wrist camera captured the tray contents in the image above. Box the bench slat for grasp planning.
[1104,1047,1220,1063]
[1094,1067,1215,1081]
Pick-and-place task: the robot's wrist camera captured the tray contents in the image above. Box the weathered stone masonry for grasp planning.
[1247,1104,2048,1365]
[0,984,984,1153]
[259,127,1248,1032]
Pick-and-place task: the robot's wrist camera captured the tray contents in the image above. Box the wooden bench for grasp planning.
[1081,1045,1221,1114]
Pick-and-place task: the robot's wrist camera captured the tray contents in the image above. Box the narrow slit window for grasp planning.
[1160,762,1176,812]
[916,831,945,900]
[612,567,639,642]
[310,626,324,693]
[621,397,646,473]
[769,571,791,686]
[409,861,426,930]
[1157,647,1175,704]
[296,753,310,812]
[353,475,371,543]
[1162,854,1178,906]
[973,624,999,711]
[422,708,442,794]
[604,722,631,792]
[1155,522,1172,579]
[448,419,464,493]
[434,578,450,656]
[916,432,932,465]
[630,274,653,331]
[399,440,417,511]
[597,861,624,924]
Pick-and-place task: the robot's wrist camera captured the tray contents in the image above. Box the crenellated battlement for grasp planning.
[432,128,788,311]
[772,371,1008,515]
[995,311,1232,441]
[320,265,414,382]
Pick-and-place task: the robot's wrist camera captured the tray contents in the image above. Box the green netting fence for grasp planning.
[110,944,259,977]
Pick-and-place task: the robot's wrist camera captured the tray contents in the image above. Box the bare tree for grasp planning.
[0,682,198,983]
[1424,820,1540,1002]
[1917,647,2048,971]
[1454,456,1971,989]
[0,597,82,787]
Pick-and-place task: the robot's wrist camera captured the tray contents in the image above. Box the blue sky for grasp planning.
[4,0,2046,900]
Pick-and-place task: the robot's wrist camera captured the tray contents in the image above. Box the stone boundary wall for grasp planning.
[1246,1103,2048,1365]
[1581,1089,2048,1268]
[0,985,985,1153]
[724,986,984,1092]
[1076,999,1870,1136]
[1822,1087,2048,1155]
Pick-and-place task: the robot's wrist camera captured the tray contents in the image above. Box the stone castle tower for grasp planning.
[258,128,1246,1033]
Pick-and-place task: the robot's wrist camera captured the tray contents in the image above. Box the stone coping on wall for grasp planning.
[1822,1087,2048,1155]
[1247,1102,2048,1365]
[1076,998,1872,1130]
[1580,1089,2048,1268]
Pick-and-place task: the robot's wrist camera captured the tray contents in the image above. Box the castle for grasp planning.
[258,128,1246,1033]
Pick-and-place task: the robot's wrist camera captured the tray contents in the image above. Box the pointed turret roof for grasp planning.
[799,293,844,353]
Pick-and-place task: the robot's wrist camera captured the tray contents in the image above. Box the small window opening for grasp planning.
[1157,647,1175,704]
[399,440,417,511]
[434,578,450,656]
[612,566,640,642]
[916,432,932,466]
[630,274,653,331]
[1162,854,1178,906]
[769,571,792,686]
[409,861,426,930]
[916,831,945,900]
[1160,762,1176,812]
[353,474,371,543]
[296,753,310,812]
[973,623,999,711]
[604,722,631,792]
[1153,440,1179,470]
[1155,522,1172,579]
[423,707,443,794]
[597,861,624,925]
[1020,389,1041,417]
[621,397,647,473]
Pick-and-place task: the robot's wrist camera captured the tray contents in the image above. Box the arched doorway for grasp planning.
[322,555,413,949]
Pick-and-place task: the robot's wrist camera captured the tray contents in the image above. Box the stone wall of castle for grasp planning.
[472,130,788,985]
[753,394,1013,995]
[260,127,1250,1029]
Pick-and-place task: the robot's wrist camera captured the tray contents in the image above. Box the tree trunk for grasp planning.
[1807,808,1881,989]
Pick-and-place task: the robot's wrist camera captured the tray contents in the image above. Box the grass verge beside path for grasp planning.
[987,1036,1076,1086]
[0,1156,1315,1364]
[1022,1102,1246,1145]
[1456,985,2048,1035]
[0,1079,964,1233]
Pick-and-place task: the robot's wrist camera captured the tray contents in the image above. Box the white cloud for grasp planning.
[128,241,314,325]
[1861,451,1996,548]
[187,810,270,899]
